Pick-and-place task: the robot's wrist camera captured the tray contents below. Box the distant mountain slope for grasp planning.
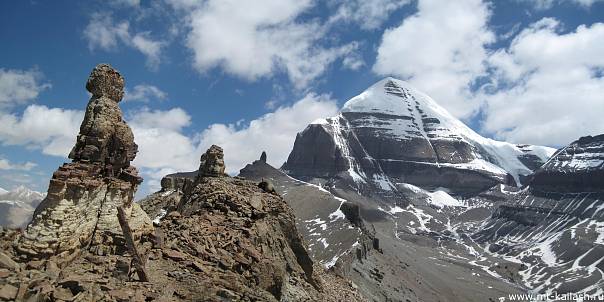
[475,134,604,295]
[283,78,555,194]
[530,134,604,192]
[0,185,46,228]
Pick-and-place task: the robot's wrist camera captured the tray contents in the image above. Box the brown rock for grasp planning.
[0,252,19,271]
[45,260,60,278]
[198,145,227,177]
[163,250,187,261]
[167,211,181,219]
[26,260,46,270]
[16,282,28,300]
[52,287,74,301]
[0,284,18,301]
[109,289,131,302]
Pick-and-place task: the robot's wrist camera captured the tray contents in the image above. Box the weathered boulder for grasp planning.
[17,64,153,261]
[260,151,267,163]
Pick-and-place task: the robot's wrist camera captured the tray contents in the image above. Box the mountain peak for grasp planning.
[285,78,556,193]
[342,77,443,115]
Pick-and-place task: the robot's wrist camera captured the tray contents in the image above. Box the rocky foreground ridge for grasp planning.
[0,64,363,301]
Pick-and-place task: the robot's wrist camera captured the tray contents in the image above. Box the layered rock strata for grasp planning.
[16,64,153,260]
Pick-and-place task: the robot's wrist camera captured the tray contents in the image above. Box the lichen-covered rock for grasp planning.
[16,64,153,261]
[198,145,227,177]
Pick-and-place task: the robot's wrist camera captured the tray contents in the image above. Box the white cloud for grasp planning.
[0,158,37,171]
[0,105,83,157]
[342,52,365,71]
[328,0,411,30]
[479,19,604,146]
[123,84,167,102]
[0,68,50,109]
[180,0,358,88]
[128,107,196,170]
[521,0,604,9]
[125,93,338,194]
[83,13,165,69]
[373,0,495,118]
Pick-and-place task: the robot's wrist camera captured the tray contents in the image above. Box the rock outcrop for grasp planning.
[198,145,227,177]
[160,171,197,192]
[16,64,153,261]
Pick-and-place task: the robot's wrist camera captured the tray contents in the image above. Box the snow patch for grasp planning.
[426,190,465,208]
[153,208,167,225]
[328,200,346,222]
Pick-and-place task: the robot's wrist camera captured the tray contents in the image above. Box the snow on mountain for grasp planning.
[284,77,555,195]
[0,185,46,204]
[0,185,46,228]
[530,134,604,192]
[341,77,555,185]
[0,187,7,195]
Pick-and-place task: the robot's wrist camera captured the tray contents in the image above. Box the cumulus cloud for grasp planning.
[128,107,197,170]
[0,68,50,109]
[125,93,338,194]
[83,13,164,69]
[479,18,604,146]
[123,84,167,102]
[178,0,358,88]
[373,0,495,118]
[0,105,83,157]
[0,158,37,171]
[328,0,411,30]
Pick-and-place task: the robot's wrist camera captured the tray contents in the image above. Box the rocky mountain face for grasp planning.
[283,78,554,195]
[529,134,604,192]
[0,186,45,228]
[16,64,154,261]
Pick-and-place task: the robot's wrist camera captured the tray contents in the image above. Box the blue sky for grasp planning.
[1,0,603,196]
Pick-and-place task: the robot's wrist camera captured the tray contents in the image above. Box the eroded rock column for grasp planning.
[17,64,153,261]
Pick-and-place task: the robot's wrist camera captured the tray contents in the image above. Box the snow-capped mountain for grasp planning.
[283,78,555,195]
[0,185,46,228]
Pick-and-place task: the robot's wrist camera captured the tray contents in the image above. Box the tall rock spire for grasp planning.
[17,64,153,261]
